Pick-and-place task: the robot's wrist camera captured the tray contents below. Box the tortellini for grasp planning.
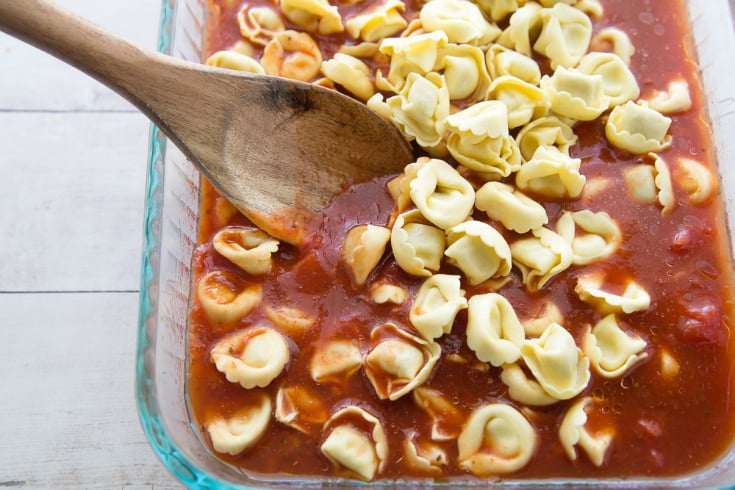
[370,281,408,304]
[673,157,718,205]
[534,3,592,69]
[410,274,468,340]
[457,403,537,475]
[379,31,449,89]
[497,2,543,57]
[261,30,323,81]
[515,146,586,199]
[279,0,343,34]
[386,72,450,148]
[403,433,448,474]
[275,385,328,433]
[341,224,390,286]
[206,393,272,455]
[345,0,408,42]
[446,100,522,177]
[605,101,672,154]
[212,227,279,275]
[310,339,362,384]
[321,54,375,101]
[197,270,262,324]
[419,0,501,45]
[444,221,512,285]
[559,397,613,466]
[583,314,648,378]
[591,27,635,65]
[556,210,622,265]
[476,0,524,23]
[211,326,290,389]
[466,293,525,367]
[510,226,573,291]
[363,323,441,400]
[485,43,541,85]
[435,43,492,102]
[520,323,590,400]
[412,386,464,441]
[487,76,548,129]
[646,78,692,114]
[408,158,476,229]
[205,50,265,74]
[516,116,577,162]
[390,209,446,276]
[237,5,285,46]
[575,273,651,315]
[475,181,548,234]
[500,362,559,406]
[576,52,639,108]
[651,153,675,215]
[321,406,388,481]
[541,66,608,121]
[265,304,315,337]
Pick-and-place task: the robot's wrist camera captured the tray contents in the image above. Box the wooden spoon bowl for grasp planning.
[0,0,414,243]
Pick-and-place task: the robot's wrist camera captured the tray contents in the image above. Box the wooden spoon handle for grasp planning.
[0,0,192,123]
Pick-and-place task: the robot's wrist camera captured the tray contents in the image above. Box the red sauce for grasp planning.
[189,0,735,482]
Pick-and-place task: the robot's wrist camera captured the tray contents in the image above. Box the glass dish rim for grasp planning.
[134,0,735,488]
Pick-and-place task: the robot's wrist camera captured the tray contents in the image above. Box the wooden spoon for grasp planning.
[0,0,414,244]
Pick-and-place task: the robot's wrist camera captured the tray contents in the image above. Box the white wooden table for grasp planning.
[0,1,181,487]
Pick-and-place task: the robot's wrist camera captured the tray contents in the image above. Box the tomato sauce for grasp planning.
[188,0,735,482]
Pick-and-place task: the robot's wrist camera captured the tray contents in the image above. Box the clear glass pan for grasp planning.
[135,0,735,488]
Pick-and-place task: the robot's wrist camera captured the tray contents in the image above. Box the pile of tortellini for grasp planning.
[198,0,720,481]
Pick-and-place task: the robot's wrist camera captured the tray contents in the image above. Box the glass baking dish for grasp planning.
[135,0,735,488]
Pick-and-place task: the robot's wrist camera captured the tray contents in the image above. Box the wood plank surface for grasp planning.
[0,0,183,487]
[0,112,148,292]
[0,292,179,488]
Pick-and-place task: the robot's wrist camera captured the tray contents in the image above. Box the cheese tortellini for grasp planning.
[510,226,573,291]
[279,0,343,34]
[321,406,388,481]
[475,181,548,233]
[197,270,262,324]
[345,0,408,42]
[206,393,272,455]
[408,158,476,229]
[410,274,468,340]
[605,101,672,154]
[457,403,537,475]
[444,221,512,285]
[583,314,648,378]
[391,209,446,276]
[363,323,441,400]
[213,227,279,275]
[321,54,375,101]
[559,397,613,466]
[466,293,525,367]
[310,339,362,384]
[515,146,586,199]
[534,3,592,69]
[419,0,501,45]
[412,386,464,441]
[446,101,522,177]
[341,224,391,286]
[520,323,590,400]
[211,326,290,389]
[575,273,651,315]
[556,210,622,265]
